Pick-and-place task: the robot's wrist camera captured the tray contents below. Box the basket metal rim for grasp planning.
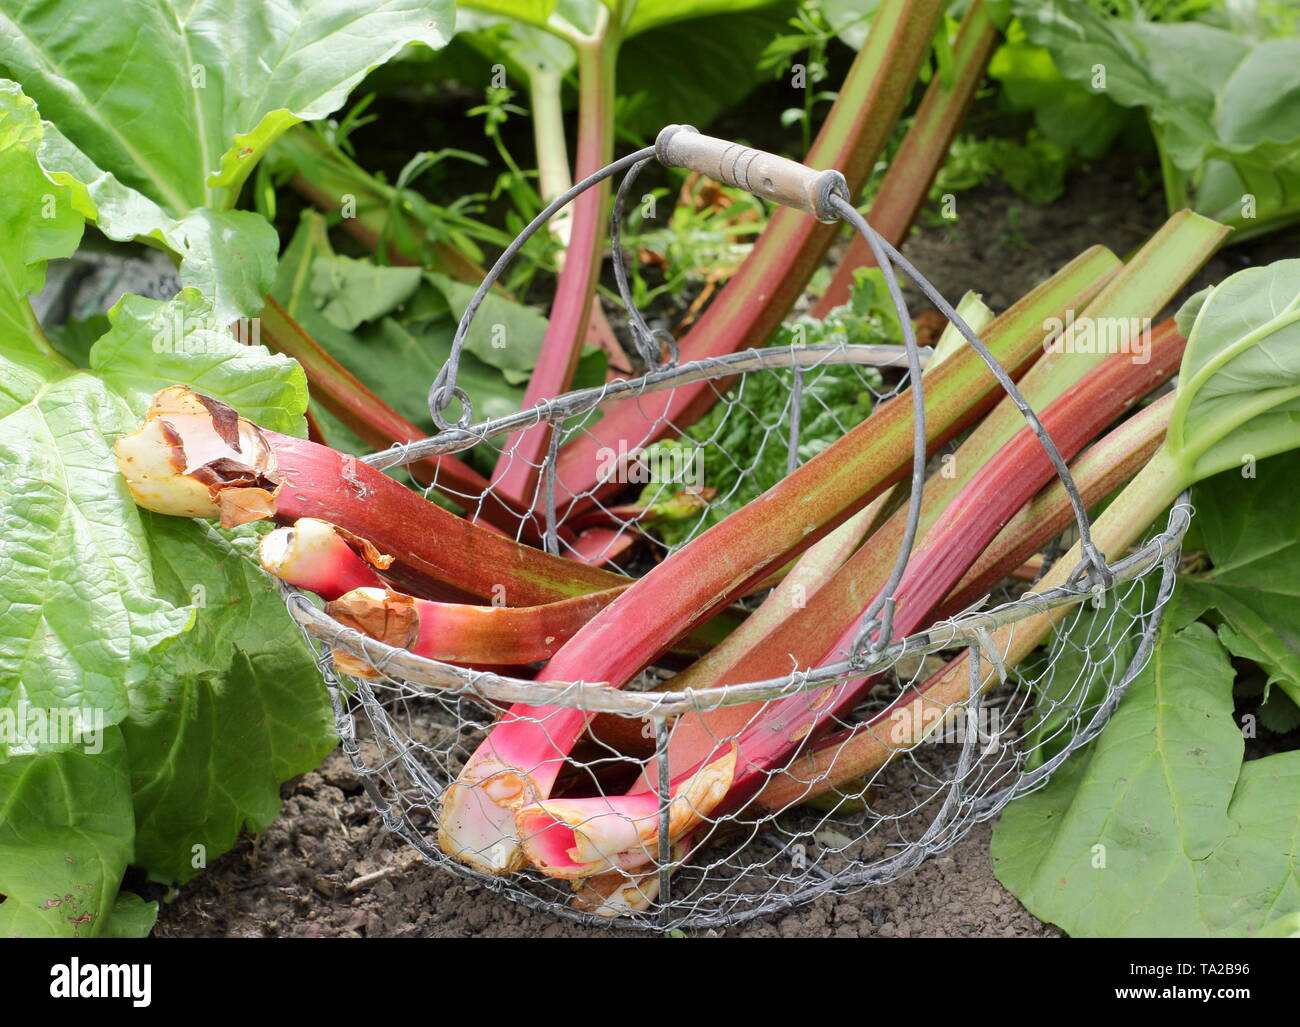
[362,341,925,470]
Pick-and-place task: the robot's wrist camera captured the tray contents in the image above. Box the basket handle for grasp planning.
[655,124,849,223]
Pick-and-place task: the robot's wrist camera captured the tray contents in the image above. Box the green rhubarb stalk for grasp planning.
[551,0,947,511]
[666,291,993,695]
[662,214,1224,711]
[760,257,1300,804]
[437,243,1117,873]
[813,0,999,315]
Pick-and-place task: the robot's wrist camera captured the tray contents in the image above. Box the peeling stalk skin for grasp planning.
[510,318,1190,878]
[551,0,947,513]
[436,246,1120,873]
[258,517,391,601]
[114,386,628,605]
[326,584,627,667]
[813,0,998,315]
[256,298,521,531]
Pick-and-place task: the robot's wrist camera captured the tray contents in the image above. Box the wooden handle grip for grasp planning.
[655,124,848,223]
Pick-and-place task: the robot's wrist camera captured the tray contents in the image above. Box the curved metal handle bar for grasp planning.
[429,144,656,429]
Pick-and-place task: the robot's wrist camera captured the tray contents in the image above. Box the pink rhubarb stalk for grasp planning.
[512,317,1191,879]
[325,584,626,668]
[550,0,947,513]
[437,245,1118,873]
[813,0,999,315]
[490,23,620,505]
[258,517,392,600]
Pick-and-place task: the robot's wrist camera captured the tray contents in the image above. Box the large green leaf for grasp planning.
[1015,0,1300,234]
[0,729,154,938]
[125,517,336,884]
[1178,452,1300,708]
[0,84,189,748]
[993,619,1299,936]
[0,0,454,211]
[0,0,453,316]
[90,290,307,436]
[1168,259,1300,479]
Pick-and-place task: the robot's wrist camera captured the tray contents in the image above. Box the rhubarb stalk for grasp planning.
[813,0,998,315]
[489,13,620,504]
[258,518,392,601]
[437,245,1118,873]
[649,214,1224,714]
[551,0,947,512]
[325,584,626,668]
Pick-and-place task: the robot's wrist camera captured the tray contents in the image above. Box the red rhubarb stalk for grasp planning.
[813,0,999,315]
[325,584,626,667]
[257,297,524,531]
[490,13,620,504]
[935,391,1173,620]
[437,245,1119,872]
[551,0,947,512]
[511,311,1192,879]
[114,386,628,605]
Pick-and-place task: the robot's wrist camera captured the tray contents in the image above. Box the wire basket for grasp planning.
[280,127,1189,931]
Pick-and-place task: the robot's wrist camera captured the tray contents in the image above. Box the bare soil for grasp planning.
[153,152,1300,939]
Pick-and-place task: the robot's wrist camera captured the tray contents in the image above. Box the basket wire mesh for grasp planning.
[279,130,1188,930]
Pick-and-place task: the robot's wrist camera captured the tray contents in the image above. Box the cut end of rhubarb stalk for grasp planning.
[326,587,420,648]
[570,866,662,917]
[437,759,544,874]
[325,586,420,680]
[515,745,736,880]
[114,386,280,527]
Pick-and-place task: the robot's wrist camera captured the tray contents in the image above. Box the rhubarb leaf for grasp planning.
[1015,0,1300,235]
[992,619,1300,937]
[34,124,281,322]
[1177,453,1300,708]
[1168,259,1300,479]
[0,0,453,211]
[89,290,308,436]
[0,729,153,938]
[124,516,336,885]
[1,0,453,316]
[0,86,189,748]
